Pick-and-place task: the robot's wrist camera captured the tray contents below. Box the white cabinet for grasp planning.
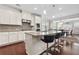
[0,5,22,25]
[0,10,4,24]
[22,11,32,20]
[18,31,25,40]
[9,11,16,25]
[0,9,10,24]
[17,13,22,25]
[22,12,27,19]
[0,32,25,45]
[22,11,42,27]
[9,11,22,25]
[35,16,41,23]
[30,15,35,26]
[22,11,35,26]
[9,32,18,42]
[0,32,9,44]
[34,16,41,31]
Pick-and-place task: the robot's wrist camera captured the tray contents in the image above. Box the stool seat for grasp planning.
[61,31,65,37]
[55,33,61,39]
[59,30,65,37]
[41,35,55,43]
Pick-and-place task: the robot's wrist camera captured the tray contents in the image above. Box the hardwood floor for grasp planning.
[60,35,79,55]
[0,41,27,55]
[61,42,79,55]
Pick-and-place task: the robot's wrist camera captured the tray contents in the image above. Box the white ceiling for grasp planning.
[6,4,79,22]
[18,4,79,19]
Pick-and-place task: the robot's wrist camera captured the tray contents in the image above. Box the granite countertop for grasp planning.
[24,31,61,36]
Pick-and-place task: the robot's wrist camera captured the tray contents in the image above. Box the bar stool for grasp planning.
[55,33,61,44]
[46,32,62,55]
[53,31,65,54]
[59,31,65,47]
[54,32,62,53]
[41,34,55,55]
[61,30,65,37]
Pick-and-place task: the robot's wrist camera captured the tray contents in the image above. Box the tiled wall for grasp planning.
[0,23,32,32]
[21,23,32,31]
[0,25,21,32]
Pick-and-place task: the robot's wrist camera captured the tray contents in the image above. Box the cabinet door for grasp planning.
[0,9,10,24]
[4,11,10,24]
[22,12,27,19]
[9,11,17,25]
[9,11,22,25]
[18,32,25,40]
[22,11,32,20]
[16,12,22,25]
[30,15,35,26]
[35,16,41,23]
[0,32,9,45]
[9,32,18,42]
[0,10,3,24]
[0,6,22,25]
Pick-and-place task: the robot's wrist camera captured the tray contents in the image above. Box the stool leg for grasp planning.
[58,38,60,49]
[47,43,48,55]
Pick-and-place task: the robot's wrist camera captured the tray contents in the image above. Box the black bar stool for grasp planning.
[49,32,62,54]
[61,30,65,37]
[55,33,61,43]
[55,33,61,48]
[59,30,65,47]
[41,34,55,55]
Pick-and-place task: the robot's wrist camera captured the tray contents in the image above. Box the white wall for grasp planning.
[72,22,79,34]
[62,18,79,34]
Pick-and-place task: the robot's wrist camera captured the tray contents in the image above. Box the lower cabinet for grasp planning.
[0,32,9,44]
[0,32,25,45]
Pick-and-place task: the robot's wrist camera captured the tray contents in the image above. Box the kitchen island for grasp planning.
[24,31,61,55]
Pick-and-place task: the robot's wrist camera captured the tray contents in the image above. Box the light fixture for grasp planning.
[52,16,55,18]
[34,8,37,10]
[43,10,46,15]
[59,8,62,11]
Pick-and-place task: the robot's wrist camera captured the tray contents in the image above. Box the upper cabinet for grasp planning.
[0,5,22,25]
[22,11,33,20]
[22,11,35,26]
[34,16,41,31]
[0,8,10,24]
[9,10,22,25]
[30,15,35,26]
[35,16,41,23]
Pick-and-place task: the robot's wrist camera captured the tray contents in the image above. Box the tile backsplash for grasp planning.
[0,23,32,32]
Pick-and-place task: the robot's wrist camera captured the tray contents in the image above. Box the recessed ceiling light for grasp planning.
[43,10,46,15]
[59,8,62,11]
[52,16,55,18]
[34,8,37,10]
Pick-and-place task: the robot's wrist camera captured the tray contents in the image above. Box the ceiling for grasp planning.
[18,4,79,19]
[6,4,79,22]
